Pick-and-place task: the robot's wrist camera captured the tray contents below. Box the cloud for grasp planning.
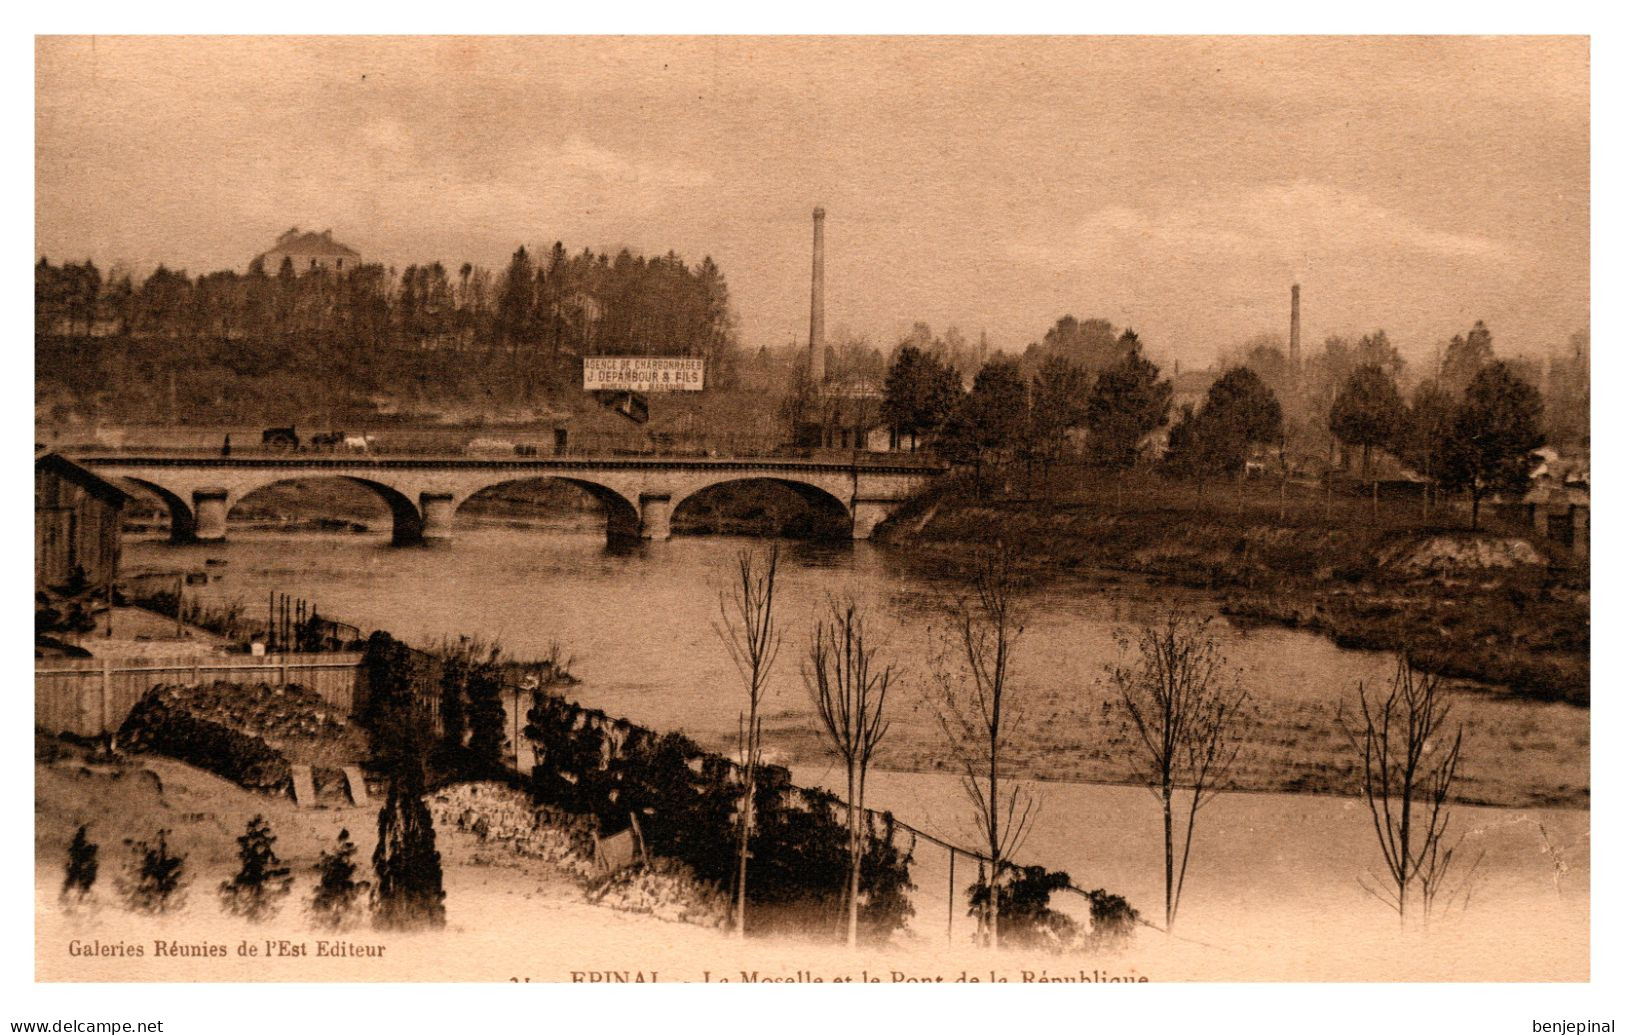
[1010,182,1513,273]
[195,133,719,262]
[555,136,713,193]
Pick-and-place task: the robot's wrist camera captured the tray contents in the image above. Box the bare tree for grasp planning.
[1342,657,1470,926]
[1112,612,1249,933]
[928,542,1036,951]
[714,544,782,937]
[804,597,894,948]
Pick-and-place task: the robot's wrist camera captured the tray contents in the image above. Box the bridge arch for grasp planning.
[227,475,426,545]
[669,477,853,539]
[120,477,197,543]
[455,476,641,542]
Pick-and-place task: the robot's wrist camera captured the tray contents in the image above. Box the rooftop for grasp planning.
[260,227,360,258]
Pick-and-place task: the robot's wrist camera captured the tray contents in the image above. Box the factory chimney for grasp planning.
[809,206,826,383]
[1289,283,1301,370]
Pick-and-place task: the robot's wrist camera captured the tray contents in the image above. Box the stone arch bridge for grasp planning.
[77,455,944,545]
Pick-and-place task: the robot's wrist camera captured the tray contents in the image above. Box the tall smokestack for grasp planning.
[1289,283,1301,370]
[809,206,826,382]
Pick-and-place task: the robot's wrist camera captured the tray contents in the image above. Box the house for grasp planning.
[252,227,361,276]
[35,451,129,592]
[795,378,888,451]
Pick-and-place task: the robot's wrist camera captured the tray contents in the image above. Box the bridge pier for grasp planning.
[850,498,897,541]
[639,493,673,541]
[165,501,197,544]
[192,488,229,543]
[419,492,456,544]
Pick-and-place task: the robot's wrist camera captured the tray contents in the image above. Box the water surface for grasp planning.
[127,524,1588,808]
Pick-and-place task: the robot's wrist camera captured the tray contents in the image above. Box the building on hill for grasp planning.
[35,450,129,592]
[252,227,361,275]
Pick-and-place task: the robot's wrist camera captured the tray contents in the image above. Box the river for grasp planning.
[125,521,1587,810]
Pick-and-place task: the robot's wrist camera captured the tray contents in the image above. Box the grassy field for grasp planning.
[881,465,1589,705]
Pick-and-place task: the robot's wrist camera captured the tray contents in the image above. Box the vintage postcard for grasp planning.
[31,35,1589,989]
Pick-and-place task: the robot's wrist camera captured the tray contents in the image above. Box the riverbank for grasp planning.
[877,469,1589,705]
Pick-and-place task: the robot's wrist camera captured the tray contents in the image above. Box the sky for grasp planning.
[35,35,1589,370]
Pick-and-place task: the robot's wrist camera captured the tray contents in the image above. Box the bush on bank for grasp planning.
[522,690,916,941]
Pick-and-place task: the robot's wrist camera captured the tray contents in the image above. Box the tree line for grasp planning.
[36,245,739,423]
[873,313,1569,525]
[1232,320,1587,459]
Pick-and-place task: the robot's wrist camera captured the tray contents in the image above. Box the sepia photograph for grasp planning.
[28,33,1592,999]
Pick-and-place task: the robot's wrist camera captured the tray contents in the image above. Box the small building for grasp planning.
[35,451,129,592]
[253,227,361,276]
[794,378,888,451]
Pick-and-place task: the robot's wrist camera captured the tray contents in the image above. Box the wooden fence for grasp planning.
[35,652,367,738]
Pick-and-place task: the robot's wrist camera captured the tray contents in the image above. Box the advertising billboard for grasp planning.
[583,356,705,392]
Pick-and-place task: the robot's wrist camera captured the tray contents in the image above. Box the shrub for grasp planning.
[464,661,507,774]
[362,632,440,766]
[437,651,470,762]
[310,828,370,931]
[1082,887,1141,952]
[119,830,187,914]
[219,815,293,922]
[968,864,1079,952]
[62,825,98,902]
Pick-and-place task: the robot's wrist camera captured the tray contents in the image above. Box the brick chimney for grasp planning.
[809,206,826,383]
[1289,283,1301,370]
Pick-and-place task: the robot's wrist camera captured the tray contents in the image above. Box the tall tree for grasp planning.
[1438,360,1545,529]
[928,543,1035,951]
[1400,379,1456,518]
[1112,613,1248,933]
[1166,367,1283,479]
[367,634,446,930]
[65,260,103,337]
[1084,339,1173,469]
[882,345,964,447]
[372,717,446,930]
[1441,321,1495,396]
[36,258,68,334]
[1544,329,1590,450]
[1343,658,1467,926]
[1027,315,1124,372]
[1239,340,1291,400]
[496,245,536,356]
[714,545,782,937]
[777,356,820,446]
[1351,329,1405,380]
[1330,364,1405,477]
[1025,354,1091,473]
[937,357,1029,486]
[804,598,893,948]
